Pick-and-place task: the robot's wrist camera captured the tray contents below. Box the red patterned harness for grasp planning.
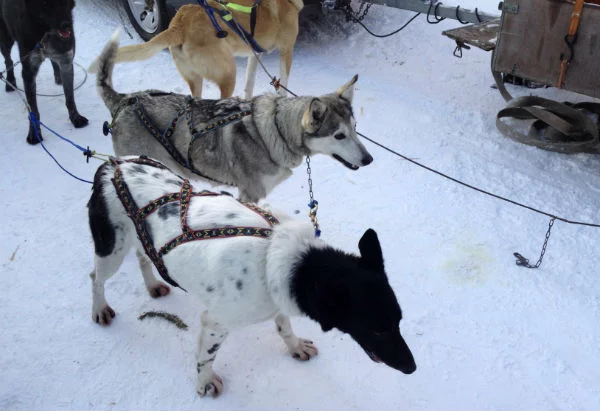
[110,156,279,291]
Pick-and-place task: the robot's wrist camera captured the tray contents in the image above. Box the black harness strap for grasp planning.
[110,157,279,291]
[132,97,252,186]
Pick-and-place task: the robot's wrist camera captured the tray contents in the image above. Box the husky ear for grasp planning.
[336,74,359,102]
[302,98,328,133]
[359,229,384,271]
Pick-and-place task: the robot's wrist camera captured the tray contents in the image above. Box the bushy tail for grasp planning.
[90,29,124,115]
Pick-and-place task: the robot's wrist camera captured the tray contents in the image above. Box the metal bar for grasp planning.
[364,0,500,23]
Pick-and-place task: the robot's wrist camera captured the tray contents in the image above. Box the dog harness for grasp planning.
[109,94,252,186]
[196,0,265,53]
[110,156,279,291]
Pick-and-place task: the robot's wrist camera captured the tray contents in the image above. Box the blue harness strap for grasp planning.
[196,0,266,53]
[197,0,228,38]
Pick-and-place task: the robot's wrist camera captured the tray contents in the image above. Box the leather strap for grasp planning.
[557,0,585,88]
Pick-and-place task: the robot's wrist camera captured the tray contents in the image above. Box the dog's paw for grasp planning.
[92,305,116,326]
[70,113,89,128]
[5,82,16,92]
[26,131,42,145]
[197,372,223,398]
[290,338,319,361]
[148,283,170,298]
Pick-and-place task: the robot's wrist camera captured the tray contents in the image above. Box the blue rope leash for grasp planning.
[29,112,93,184]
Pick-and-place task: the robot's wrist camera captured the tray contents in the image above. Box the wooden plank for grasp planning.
[493,0,600,98]
[442,18,501,51]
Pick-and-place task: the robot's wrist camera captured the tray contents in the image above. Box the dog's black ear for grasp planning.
[302,98,327,134]
[359,229,384,271]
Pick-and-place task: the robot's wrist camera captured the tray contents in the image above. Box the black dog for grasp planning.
[0,0,88,144]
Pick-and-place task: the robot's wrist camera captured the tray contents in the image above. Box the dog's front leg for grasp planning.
[53,57,88,129]
[196,311,229,397]
[243,55,258,100]
[20,50,43,145]
[275,313,318,360]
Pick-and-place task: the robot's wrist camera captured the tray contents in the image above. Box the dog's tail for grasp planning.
[112,26,183,64]
[91,29,125,115]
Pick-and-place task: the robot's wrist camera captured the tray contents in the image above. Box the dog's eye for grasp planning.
[334,133,346,140]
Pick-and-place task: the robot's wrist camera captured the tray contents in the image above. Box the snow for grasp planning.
[2,1,600,410]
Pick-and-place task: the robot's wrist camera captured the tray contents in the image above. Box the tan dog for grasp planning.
[91,0,303,99]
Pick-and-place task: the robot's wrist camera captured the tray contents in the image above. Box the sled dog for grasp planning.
[90,0,303,99]
[88,156,416,397]
[0,0,88,144]
[93,31,373,202]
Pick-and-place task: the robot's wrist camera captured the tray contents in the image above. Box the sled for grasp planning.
[443,0,600,154]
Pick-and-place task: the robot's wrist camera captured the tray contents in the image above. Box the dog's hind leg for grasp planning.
[195,311,229,397]
[0,20,16,92]
[135,249,170,298]
[90,243,130,326]
[51,61,62,85]
[275,314,318,361]
[52,56,88,128]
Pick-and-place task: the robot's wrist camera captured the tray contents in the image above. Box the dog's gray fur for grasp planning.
[94,31,373,202]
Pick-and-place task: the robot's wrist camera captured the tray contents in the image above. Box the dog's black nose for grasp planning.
[59,20,72,31]
[361,154,373,166]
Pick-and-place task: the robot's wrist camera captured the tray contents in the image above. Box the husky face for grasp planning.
[302,75,373,170]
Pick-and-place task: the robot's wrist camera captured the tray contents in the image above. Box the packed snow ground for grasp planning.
[1,1,600,410]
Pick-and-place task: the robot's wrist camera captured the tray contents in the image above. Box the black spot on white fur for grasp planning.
[242,267,248,275]
[226,213,238,219]
[236,280,243,290]
[165,179,182,187]
[158,202,179,220]
[207,344,220,354]
[131,165,147,174]
[206,285,214,292]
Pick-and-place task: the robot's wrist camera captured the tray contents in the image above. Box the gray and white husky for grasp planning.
[93,31,373,202]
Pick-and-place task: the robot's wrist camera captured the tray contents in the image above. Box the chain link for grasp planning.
[514,218,555,269]
[306,156,321,237]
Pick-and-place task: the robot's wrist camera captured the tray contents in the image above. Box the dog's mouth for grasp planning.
[57,28,72,39]
[367,350,382,364]
[333,154,359,170]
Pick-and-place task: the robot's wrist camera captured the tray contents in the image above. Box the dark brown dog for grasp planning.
[0,0,88,144]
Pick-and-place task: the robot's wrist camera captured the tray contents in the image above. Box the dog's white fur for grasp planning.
[90,158,324,396]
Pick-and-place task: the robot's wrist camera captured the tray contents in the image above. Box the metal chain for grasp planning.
[514,218,556,269]
[306,156,321,237]
[339,0,372,23]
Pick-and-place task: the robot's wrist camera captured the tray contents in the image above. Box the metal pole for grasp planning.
[365,0,499,23]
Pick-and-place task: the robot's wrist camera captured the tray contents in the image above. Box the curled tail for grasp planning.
[91,29,124,116]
